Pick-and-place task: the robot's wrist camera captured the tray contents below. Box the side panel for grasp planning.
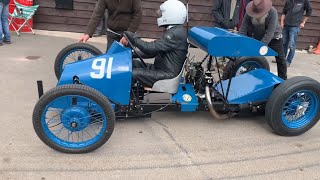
[58,42,132,105]
[215,69,284,104]
[171,84,199,112]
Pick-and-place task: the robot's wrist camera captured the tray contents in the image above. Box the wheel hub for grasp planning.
[235,62,260,76]
[294,102,309,118]
[61,106,90,132]
[237,66,247,75]
[285,93,311,121]
[71,121,78,128]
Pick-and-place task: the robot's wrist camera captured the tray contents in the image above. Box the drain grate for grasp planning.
[25,56,41,60]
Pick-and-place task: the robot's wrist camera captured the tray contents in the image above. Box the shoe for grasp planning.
[287,63,290,67]
[93,32,102,37]
[271,60,277,63]
[4,41,11,44]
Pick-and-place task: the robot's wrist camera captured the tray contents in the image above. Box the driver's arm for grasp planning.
[124,31,180,57]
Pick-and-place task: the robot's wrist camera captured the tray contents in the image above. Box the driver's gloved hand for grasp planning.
[123,31,138,44]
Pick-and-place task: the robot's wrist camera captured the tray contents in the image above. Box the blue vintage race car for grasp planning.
[33,27,320,153]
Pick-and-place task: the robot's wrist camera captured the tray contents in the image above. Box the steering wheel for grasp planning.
[106,29,147,67]
[122,33,147,67]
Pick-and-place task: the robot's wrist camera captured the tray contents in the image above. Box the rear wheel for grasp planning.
[33,84,115,153]
[265,77,320,136]
[54,43,103,79]
[222,57,270,80]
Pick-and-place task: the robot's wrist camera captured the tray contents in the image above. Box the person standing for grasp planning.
[279,0,312,67]
[93,9,108,37]
[79,0,142,51]
[0,0,11,46]
[239,0,287,80]
[211,0,251,31]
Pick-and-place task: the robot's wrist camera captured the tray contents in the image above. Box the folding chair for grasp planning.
[9,0,39,36]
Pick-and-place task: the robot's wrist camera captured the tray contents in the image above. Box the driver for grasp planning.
[120,0,188,87]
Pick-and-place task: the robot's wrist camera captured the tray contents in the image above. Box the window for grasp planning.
[55,0,73,10]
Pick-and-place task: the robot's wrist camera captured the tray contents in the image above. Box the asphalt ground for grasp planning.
[1,31,320,179]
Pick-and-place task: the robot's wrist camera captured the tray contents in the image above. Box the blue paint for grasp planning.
[61,106,90,132]
[41,95,108,149]
[60,49,96,74]
[172,84,199,112]
[188,27,278,57]
[281,90,319,129]
[58,42,132,105]
[216,69,283,104]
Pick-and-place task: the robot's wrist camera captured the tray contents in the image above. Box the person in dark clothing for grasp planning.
[211,0,251,30]
[239,0,287,80]
[93,9,108,37]
[121,0,188,87]
[0,0,11,46]
[279,0,312,66]
[79,0,142,51]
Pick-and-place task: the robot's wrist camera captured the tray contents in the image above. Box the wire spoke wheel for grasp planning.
[61,50,96,69]
[282,91,318,129]
[33,85,115,153]
[54,43,103,79]
[265,76,320,136]
[235,61,261,76]
[222,57,270,80]
[43,95,106,149]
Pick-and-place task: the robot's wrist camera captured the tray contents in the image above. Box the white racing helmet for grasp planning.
[157,0,187,27]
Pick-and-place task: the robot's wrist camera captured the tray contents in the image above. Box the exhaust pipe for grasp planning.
[205,85,229,120]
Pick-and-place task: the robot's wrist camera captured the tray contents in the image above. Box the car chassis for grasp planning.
[33,27,320,153]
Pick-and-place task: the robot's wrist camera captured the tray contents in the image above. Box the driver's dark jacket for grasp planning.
[126,25,188,87]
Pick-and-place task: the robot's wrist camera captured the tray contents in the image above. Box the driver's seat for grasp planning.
[144,60,187,94]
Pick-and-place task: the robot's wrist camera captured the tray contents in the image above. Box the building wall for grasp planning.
[34,0,320,49]
[273,0,320,49]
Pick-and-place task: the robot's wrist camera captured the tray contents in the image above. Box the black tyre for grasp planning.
[222,57,270,80]
[265,76,320,136]
[54,43,103,79]
[33,84,115,153]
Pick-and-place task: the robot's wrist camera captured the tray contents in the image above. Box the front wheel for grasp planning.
[54,43,103,79]
[33,84,115,153]
[222,57,270,80]
[265,77,320,136]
